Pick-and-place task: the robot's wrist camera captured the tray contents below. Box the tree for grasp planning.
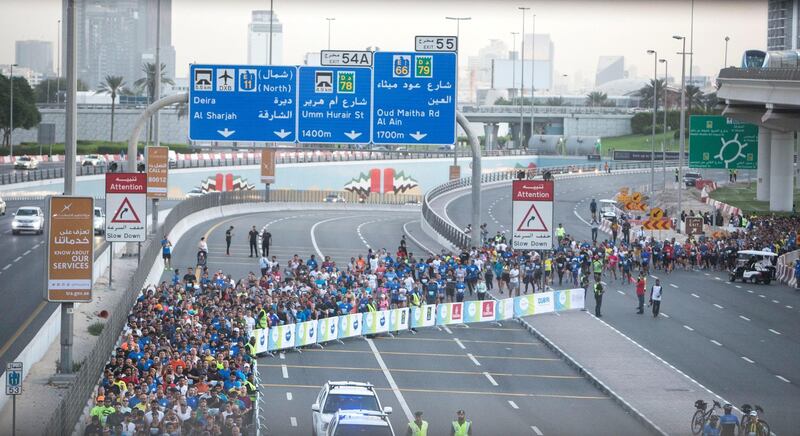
[34,77,88,103]
[96,75,126,143]
[545,96,564,106]
[635,79,665,108]
[0,74,41,148]
[585,91,610,107]
[134,62,174,103]
[685,85,704,111]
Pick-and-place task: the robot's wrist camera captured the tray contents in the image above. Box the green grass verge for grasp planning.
[709,182,800,214]
[602,132,679,155]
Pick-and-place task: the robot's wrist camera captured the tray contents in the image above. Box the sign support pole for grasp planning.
[109,242,112,285]
[265,183,270,202]
[152,198,159,235]
[12,395,15,436]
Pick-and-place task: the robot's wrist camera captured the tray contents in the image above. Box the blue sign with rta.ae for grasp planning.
[297,66,372,144]
[372,51,457,145]
[188,64,296,142]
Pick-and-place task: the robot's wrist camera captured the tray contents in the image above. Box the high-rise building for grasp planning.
[62,0,176,90]
[767,0,799,50]
[15,40,54,77]
[595,56,624,86]
[248,10,283,65]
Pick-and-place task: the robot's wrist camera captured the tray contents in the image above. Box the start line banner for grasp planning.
[253,289,584,353]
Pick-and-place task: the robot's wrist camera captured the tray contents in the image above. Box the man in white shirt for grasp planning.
[649,278,663,318]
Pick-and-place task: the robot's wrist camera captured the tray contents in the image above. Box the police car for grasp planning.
[326,410,395,436]
[312,381,392,436]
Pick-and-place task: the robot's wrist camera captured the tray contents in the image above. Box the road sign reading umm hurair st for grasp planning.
[512,180,554,250]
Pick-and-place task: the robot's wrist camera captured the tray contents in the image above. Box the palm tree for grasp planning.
[96,75,126,143]
[545,96,564,106]
[585,91,609,107]
[635,79,665,108]
[134,62,174,103]
[685,85,704,111]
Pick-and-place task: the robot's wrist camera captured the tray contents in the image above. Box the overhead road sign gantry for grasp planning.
[297,66,372,144]
[512,180,554,250]
[372,51,457,145]
[189,64,296,142]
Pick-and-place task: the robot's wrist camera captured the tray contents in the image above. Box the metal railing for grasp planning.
[461,104,637,115]
[422,161,657,249]
[718,67,800,81]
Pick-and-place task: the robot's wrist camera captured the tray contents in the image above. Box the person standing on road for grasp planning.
[248,226,259,257]
[650,278,663,318]
[589,199,598,220]
[590,218,599,243]
[225,226,234,256]
[198,236,208,254]
[635,274,646,314]
[161,235,172,270]
[451,410,472,436]
[406,411,429,436]
[556,224,566,244]
[718,403,739,436]
[593,282,604,317]
[261,229,271,257]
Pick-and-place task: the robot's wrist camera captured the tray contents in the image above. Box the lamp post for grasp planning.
[518,6,530,149]
[326,17,335,50]
[511,31,518,98]
[269,0,274,65]
[646,50,657,193]
[8,64,17,157]
[57,19,61,104]
[529,13,536,143]
[724,36,730,68]
[446,16,471,166]
[674,35,687,222]
[659,58,668,190]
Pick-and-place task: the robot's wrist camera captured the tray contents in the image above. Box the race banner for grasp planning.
[436,302,464,325]
[534,291,555,314]
[295,320,317,347]
[554,289,585,311]
[338,314,363,339]
[268,323,296,351]
[514,294,536,317]
[318,316,339,343]
[362,311,390,335]
[389,308,410,332]
[569,288,586,310]
[411,305,436,328]
[464,300,497,323]
[496,298,515,321]
[253,328,269,354]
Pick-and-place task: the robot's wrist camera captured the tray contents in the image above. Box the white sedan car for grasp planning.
[312,381,392,436]
[12,206,45,235]
[82,154,107,166]
[14,156,39,170]
[0,196,6,215]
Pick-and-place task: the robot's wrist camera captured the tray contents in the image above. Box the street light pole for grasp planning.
[689,0,694,85]
[529,13,536,143]
[154,0,161,149]
[446,16,471,166]
[647,50,657,193]
[326,18,335,50]
[724,36,730,68]
[9,64,17,157]
[268,0,274,65]
[659,58,668,190]
[57,19,61,105]
[518,7,530,149]
[674,35,687,223]
[511,31,518,99]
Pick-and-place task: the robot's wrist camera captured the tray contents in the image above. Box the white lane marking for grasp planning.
[310,215,359,259]
[454,338,466,349]
[704,273,710,276]
[660,313,670,318]
[776,375,790,383]
[747,290,754,294]
[532,426,544,435]
[741,356,755,364]
[710,340,723,346]
[508,400,519,409]
[279,352,285,360]
[713,303,723,309]
[483,372,499,386]
[786,305,794,309]
[769,329,781,335]
[23,250,30,256]
[683,325,694,331]
[772,300,780,304]
[758,294,766,299]
[739,315,750,322]
[735,285,742,289]
[467,353,481,366]
[714,277,722,281]
[2,265,10,271]
[691,293,701,299]
[281,364,288,379]
[650,275,658,279]
[443,326,453,335]
[669,283,678,288]
[286,392,293,401]
[402,220,435,255]
[290,417,297,427]
[617,290,625,295]
[366,338,414,422]
[13,256,21,262]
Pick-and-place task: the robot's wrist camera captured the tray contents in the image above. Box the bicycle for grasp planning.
[691,399,721,435]
[739,404,770,436]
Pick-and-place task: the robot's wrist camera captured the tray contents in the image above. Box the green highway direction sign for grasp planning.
[689,115,758,169]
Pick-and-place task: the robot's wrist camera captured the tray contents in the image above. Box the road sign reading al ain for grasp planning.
[47,196,94,302]
[512,180,554,250]
[105,173,147,242]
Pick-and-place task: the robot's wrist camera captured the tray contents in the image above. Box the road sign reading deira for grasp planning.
[105,173,147,242]
[689,115,758,169]
[189,64,296,142]
[372,51,457,145]
[6,362,22,395]
[298,66,372,144]
[512,180,554,250]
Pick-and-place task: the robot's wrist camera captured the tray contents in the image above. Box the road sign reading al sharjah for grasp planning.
[689,115,758,169]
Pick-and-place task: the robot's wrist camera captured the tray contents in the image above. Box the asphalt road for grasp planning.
[447,173,800,433]
[165,209,649,436]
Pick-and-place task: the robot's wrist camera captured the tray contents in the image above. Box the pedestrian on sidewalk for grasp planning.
[650,278,663,318]
[225,226,234,256]
[635,274,646,314]
[593,282,604,317]
[248,226,259,257]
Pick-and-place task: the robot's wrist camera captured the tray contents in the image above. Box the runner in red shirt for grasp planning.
[635,274,647,314]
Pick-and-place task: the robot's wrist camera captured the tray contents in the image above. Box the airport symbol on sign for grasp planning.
[6,361,23,395]
[111,197,141,224]
[516,203,548,232]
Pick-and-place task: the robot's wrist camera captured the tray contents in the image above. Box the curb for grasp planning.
[514,315,668,436]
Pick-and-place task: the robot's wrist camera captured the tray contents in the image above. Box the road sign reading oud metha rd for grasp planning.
[105,173,147,242]
[512,180,554,250]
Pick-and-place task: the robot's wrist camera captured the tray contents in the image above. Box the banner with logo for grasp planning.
[554,290,575,311]
[317,316,339,343]
[464,300,497,323]
[533,291,555,314]
[411,305,437,328]
[295,320,317,347]
[513,294,536,317]
[568,288,586,310]
[496,298,515,321]
[363,311,390,335]
[338,314,363,339]
[268,323,296,351]
[436,302,464,325]
[253,328,269,354]
[389,308,410,332]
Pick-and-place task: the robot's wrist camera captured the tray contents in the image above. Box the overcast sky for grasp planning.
[1,0,766,83]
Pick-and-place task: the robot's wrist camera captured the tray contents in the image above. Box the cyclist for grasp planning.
[702,415,720,436]
[718,403,739,436]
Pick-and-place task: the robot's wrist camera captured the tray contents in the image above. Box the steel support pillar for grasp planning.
[769,131,795,212]
[756,129,772,201]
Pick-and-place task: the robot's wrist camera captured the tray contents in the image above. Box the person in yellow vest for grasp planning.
[406,411,428,436]
[245,336,257,359]
[556,223,566,244]
[451,409,472,435]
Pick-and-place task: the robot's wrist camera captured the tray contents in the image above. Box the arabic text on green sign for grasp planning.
[689,115,758,169]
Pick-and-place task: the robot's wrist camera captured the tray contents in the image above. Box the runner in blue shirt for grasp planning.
[455,280,466,302]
